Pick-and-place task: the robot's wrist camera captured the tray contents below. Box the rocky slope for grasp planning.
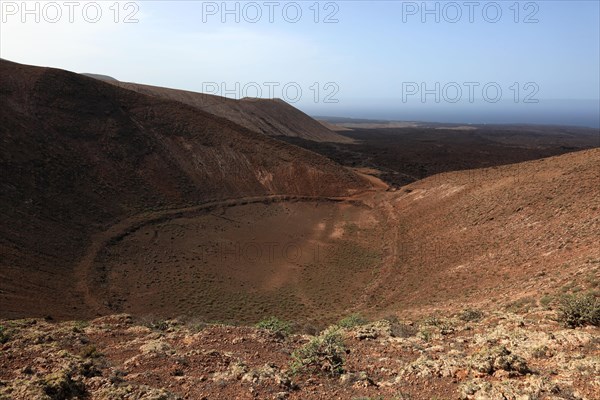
[0,60,370,319]
[356,148,600,317]
[1,306,598,399]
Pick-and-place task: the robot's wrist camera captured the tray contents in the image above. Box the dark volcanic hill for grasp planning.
[81,73,118,82]
[85,76,352,143]
[0,60,369,319]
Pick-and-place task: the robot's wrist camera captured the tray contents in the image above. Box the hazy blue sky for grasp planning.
[2,1,599,126]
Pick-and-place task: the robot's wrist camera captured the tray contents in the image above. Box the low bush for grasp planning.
[337,313,368,329]
[79,345,102,359]
[42,370,86,399]
[290,328,346,376]
[539,295,554,308]
[506,296,537,313]
[255,317,292,335]
[459,308,484,322]
[0,325,9,344]
[384,315,418,338]
[558,293,600,327]
[146,320,170,332]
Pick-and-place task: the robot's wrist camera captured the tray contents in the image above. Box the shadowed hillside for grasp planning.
[85,76,353,143]
[0,60,370,319]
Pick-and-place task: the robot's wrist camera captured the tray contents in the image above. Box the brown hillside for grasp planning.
[90,78,353,143]
[358,148,600,317]
[49,147,600,329]
[0,60,369,319]
[1,60,597,332]
[1,62,598,400]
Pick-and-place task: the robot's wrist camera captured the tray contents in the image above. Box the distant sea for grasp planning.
[304,99,600,129]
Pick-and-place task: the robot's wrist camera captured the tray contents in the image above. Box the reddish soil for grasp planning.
[1,311,598,399]
[357,148,600,319]
[58,149,600,331]
[2,59,598,325]
[83,198,385,326]
[1,60,599,400]
[0,60,371,320]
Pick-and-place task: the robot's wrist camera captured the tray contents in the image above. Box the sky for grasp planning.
[1,0,599,126]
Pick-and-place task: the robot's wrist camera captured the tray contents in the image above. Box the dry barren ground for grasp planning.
[86,199,386,325]
[68,149,600,330]
[1,308,598,399]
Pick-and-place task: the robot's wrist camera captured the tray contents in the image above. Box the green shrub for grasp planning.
[42,370,86,399]
[384,315,418,338]
[79,345,102,359]
[531,345,551,359]
[146,320,170,331]
[459,308,484,322]
[255,317,292,335]
[422,315,442,327]
[418,329,432,342]
[422,315,454,335]
[558,293,600,328]
[290,329,346,376]
[0,325,10,344]
[71,320,89,334]
[337,313,368,329]
[540,295,554,308]
[506,296,537,313]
